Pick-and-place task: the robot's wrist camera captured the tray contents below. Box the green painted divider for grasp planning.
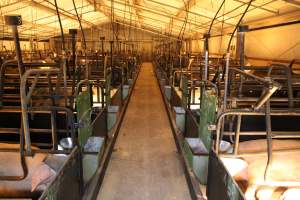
[77,90,92,147]
[198,91,217,151]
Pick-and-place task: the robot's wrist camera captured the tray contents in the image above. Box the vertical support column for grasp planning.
[236,25,248,67]
[236,25,248,97]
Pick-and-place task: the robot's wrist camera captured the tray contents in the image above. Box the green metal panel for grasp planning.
[193,155,209,184]
[174,106,185,133]
[77,91,92,146]
[198,91,217,151]
[182,139,193,167]
[164,85,172,101]
[107,105,119,131]
[123,85,129,99]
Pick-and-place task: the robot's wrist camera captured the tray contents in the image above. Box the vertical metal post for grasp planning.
[61,51,68,107]
[234,115,242,155]
[264,98,272,180]
[100,36,105,65]
[70,29,77,69]
[223,52,231,111]
[101,86,105,108]
[203,33,210,81]
[5,15,32,156]
[5,15,24,76]
[47,75,58,150]
[110,41,113,71]
[219,52,231,143]
[120,67,123,105]
[69,29,77,108]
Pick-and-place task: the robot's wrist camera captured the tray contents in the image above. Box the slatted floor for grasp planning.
[97,62,191,200]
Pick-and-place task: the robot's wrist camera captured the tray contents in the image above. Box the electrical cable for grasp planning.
[72,0,87,50]
[226,0,254,52]
[176,0,189,54]
[53,0,65,51]
[219,1,226,54]
[178,0,189,40]
[208,0,226,34]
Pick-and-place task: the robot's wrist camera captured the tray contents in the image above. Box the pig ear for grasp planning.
[31,164,56,192]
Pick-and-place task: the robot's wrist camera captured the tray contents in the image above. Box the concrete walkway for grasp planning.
[97,62,191,200]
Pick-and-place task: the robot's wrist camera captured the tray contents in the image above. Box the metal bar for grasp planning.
[62,58,68,107]
[223,52,231,111]
[70,29,77,109]
[215,109,300,154]
[234,115,242,155]
[47,73,58,151]
[221,148,300,157]
[25,74,40,104]
[0,60,16,106]
[222,131,300,136]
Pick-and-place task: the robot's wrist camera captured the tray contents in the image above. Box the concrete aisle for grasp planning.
[97,63,191,200]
